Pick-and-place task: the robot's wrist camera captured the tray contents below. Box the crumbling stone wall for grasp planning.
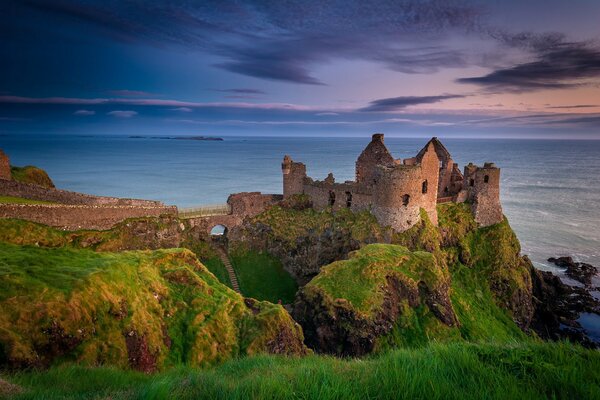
[0,204,177,230]
[282,156,306,198]
[0,149,10,181]
[302,178,372,212]
[464,162,503,227]
[0,179,164,206]
[355,133,396,185]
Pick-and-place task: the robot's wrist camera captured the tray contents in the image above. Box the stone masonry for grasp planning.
[0,149,11,181]
[282,133,503,231]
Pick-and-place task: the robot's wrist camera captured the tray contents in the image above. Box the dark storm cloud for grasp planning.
[360,95,466,112]
[457,32,600,92]
[10,0,482,84]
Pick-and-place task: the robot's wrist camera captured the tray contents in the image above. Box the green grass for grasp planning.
[0,196,55,205]
[2,341,599,399]
[309,244,445,317]
[230,249,298,304]
[10,166,54,188]
[0,242,306,370]
[201,257,232,288]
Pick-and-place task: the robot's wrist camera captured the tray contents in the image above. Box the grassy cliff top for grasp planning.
[308,244,445,317]
[0,243,306,371]
[10,166,55,188]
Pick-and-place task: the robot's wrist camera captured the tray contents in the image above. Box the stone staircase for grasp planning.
[215,246,241,293]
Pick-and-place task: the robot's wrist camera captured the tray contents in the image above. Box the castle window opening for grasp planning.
[329,190,336,206]
[422,180,428,194]
[484,175,489,183]
[402,194,410,206]
[345,191,352,208]
[444,187,449,193]
[469,178,474,187]
[439,160,443,168]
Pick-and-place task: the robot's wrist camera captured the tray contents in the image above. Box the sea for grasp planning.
[2,134,599,277]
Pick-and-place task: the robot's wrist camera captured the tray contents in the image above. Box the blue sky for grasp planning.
[1,0,600,138]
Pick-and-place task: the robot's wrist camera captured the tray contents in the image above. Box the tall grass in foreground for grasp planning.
[3,342,600,399]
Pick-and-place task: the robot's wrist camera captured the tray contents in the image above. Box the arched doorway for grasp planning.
[210,225,228,243]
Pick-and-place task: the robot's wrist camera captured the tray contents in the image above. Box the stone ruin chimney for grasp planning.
[0,149,11,180]
[355,133,395,185]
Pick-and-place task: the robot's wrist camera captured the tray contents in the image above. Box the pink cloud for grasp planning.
[107,110,138,118]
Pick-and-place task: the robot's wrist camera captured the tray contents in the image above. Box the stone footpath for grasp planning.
[216,247,241,293]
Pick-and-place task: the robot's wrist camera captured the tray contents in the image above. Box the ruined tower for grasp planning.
[282,155,306,198]
[463,162,503,227]
[0,149,11,180]
[371,139,440,231]
[416,137,463,198]
[355,133,396,185]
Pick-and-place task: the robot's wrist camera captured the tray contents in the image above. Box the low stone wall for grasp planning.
[0,204,177,230]
[0,178,165,206]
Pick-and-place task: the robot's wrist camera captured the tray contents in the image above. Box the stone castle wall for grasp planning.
[464,163,503,227]
[371,165,431,231]
[0,203,177,230]
[0,179,165,206]
[0,150,10,181]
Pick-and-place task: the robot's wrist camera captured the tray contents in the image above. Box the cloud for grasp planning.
[19,0,482,85]
[457,35,600,92]
[360,95,466,112]
[73,109,95,115]
[212,88,266,95]
[171,107,193,112]
[107,110,137,118]
[0,95,328,112]
[109,89,156,97]
[546,104,598,109]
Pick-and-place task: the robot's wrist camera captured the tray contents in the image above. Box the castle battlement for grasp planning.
[282,133,503,231]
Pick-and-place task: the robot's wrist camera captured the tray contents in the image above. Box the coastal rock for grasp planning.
[547,256,598,287]
[530,263,600,348]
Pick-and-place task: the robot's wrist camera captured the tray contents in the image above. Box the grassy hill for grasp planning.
[0,243,307,371]
[2,342,599,399]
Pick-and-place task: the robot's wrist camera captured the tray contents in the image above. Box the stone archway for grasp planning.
[210,224,228,237]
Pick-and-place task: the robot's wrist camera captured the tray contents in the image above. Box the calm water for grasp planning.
[1,135,599,272]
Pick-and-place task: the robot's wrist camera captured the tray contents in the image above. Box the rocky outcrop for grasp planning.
[548,256,598,287]
[231,205,389,283]
[530,263,600,348]
[292,244,457,356]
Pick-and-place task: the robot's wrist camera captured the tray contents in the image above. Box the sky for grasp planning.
[1,0,600,138]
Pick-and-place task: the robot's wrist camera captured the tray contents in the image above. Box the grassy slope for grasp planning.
[0,196,55,205]
[2,342,599,400]
[230,249,298,304]
[10,166,54,188]
[0,218,235,288]
[0,243,305,370]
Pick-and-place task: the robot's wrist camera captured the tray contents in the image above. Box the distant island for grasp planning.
[128,135,224,141]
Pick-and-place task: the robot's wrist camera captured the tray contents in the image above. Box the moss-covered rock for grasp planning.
[293,244,457,355]
[232,205,390,283]
[10,166,55,188]
[0,243,308,371]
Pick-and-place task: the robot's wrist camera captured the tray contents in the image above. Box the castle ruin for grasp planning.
[282,133,502,231]
[0,149,11,181]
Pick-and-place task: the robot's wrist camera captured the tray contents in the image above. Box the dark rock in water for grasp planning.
[547,256,598,286]
[530,260,600,348]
